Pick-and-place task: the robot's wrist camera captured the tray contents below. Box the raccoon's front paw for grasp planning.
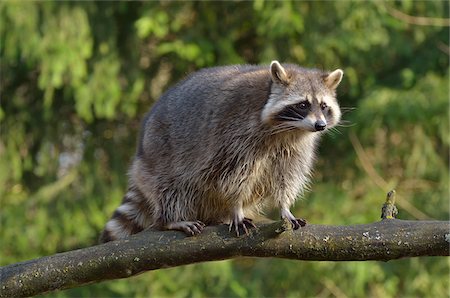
[229,217,257,237]
[288,218,307,230]
[281,208,307,230]
[166,220,206,236]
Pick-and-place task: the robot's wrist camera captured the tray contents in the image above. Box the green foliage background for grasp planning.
[1,1,449,297]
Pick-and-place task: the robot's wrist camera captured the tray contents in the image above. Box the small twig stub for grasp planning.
[381,190,399,219]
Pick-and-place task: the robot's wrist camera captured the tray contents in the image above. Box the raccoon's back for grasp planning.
[139,65,272,161]
[152,64,270,124]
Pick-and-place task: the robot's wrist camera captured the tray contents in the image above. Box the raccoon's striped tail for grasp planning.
[99,186,152,243]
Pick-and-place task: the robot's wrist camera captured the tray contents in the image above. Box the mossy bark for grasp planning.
[1,219,449,297]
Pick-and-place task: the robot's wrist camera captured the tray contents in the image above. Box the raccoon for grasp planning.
[99,61,343,242]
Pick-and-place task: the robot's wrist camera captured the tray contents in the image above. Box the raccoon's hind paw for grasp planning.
[229,217,257,237]
[166,220,206,236]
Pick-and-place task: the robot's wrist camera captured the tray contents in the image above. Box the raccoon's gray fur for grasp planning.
[100,61,343,242]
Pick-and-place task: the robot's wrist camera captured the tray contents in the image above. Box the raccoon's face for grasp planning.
[262,61,343,133]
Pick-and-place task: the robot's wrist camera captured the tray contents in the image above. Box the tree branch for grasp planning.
[1,217,449,297]
[383,3,450,27]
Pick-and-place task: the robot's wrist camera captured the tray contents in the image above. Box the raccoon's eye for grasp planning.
[320,102,328,110]
[299,101,310,109]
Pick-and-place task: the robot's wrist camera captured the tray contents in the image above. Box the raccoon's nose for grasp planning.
[315,120,327,131]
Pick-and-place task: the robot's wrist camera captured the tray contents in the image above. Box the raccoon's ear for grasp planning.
[324,69,344,90]
[270,61,289,85]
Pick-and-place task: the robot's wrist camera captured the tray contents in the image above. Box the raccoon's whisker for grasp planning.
[276,116,302,122]
[331,119,355,128]
[336,123,356,128]
[270,127,296,135]
[269,123,288,129]
[340,107,356,115]
[265,124,285,134]
[327,127,342,136]
[267,124,290,133]
[269,124,297,135]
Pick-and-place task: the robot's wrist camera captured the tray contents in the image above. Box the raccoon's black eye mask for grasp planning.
[275,100,310,121]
